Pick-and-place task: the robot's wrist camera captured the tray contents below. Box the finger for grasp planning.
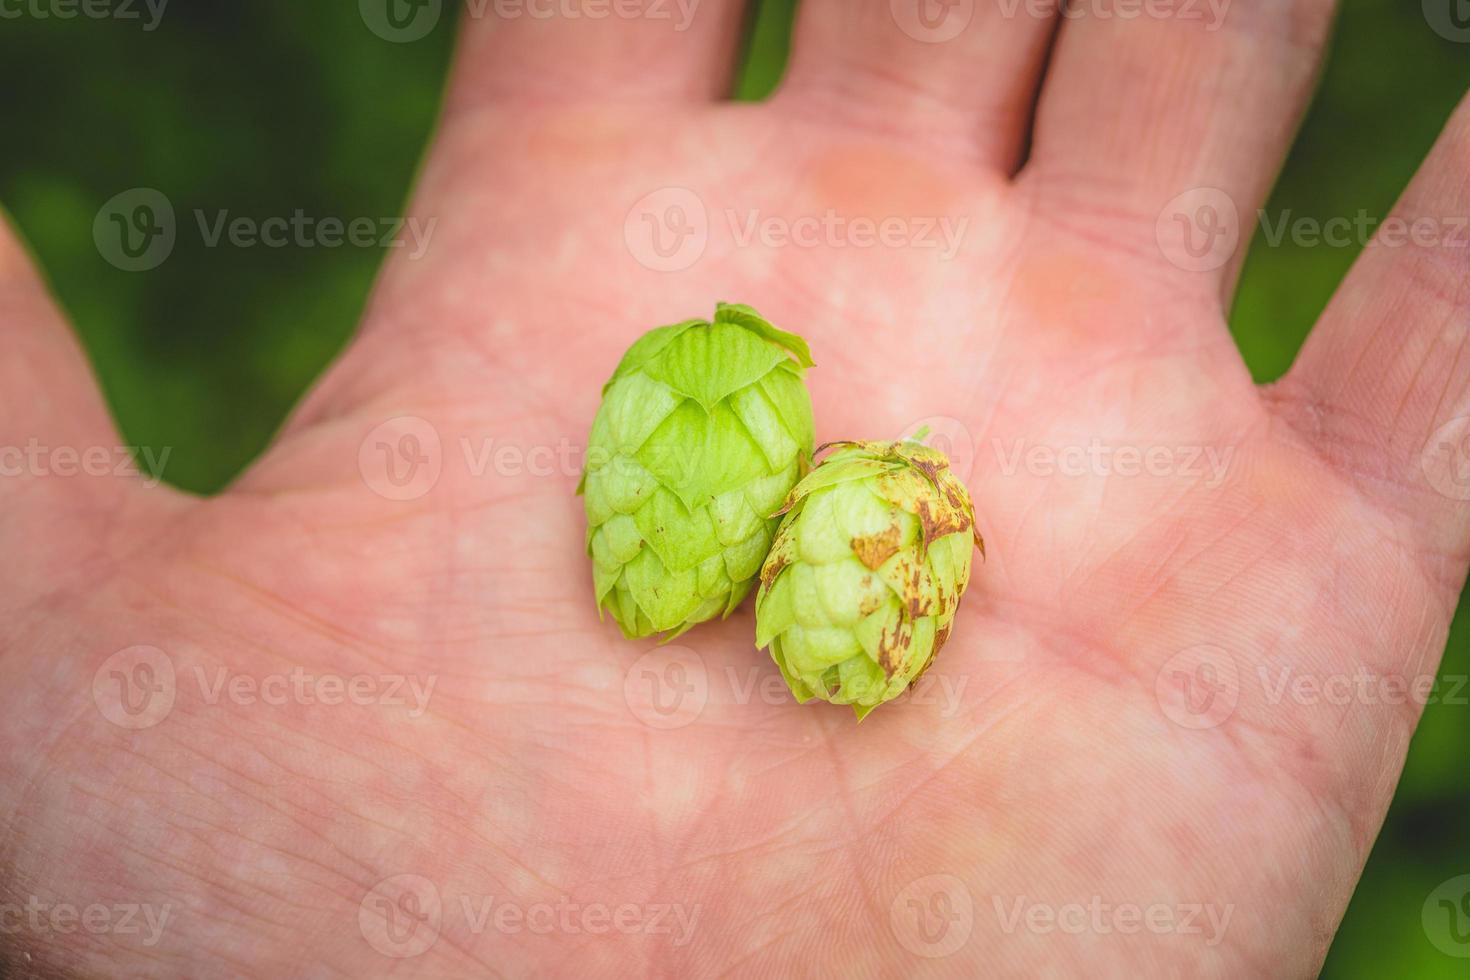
[0,217,119,470]
[445,1,753,109]
[0,215,173,596]
[1275,92,1470,557]
[776,0,1058,172]
[1025,0,1337,296]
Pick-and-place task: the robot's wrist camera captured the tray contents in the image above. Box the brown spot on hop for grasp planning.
[851,524,903,570]
[760,550,789,589]
[916,496,971,550]
[859,593,883,616]
[876,620,913,677]
[814,440,858,458]
[940,480,967,511]
[903,562,933,618]
[932,622,952,658]
[909,454,948,487]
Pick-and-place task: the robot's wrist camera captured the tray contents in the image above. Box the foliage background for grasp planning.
[0,0,1466,973]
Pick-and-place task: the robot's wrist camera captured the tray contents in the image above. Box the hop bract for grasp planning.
[755,438,984,718]
[580,304,815,639]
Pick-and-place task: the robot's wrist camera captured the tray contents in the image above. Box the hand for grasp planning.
[4,3,1467,975]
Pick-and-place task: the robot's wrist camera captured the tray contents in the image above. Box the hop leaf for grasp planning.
[582,305,815,639]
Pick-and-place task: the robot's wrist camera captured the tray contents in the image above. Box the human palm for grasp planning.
[5,4,1469,977]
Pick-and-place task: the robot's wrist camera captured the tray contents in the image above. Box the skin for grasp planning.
[3,2,1469,975]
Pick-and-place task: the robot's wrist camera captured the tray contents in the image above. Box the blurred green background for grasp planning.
[0,0,1466,974]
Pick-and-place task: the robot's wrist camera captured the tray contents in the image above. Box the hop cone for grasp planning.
[580,304,815,639]
[755,438,984,718]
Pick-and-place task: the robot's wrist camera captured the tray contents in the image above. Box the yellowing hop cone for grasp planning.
[755,436,984,719]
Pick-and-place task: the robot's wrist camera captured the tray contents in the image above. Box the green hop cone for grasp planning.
[580,303,816,640]
[755,437,985,719]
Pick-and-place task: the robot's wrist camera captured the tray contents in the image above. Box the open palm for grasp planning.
[5,3,1469,976]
